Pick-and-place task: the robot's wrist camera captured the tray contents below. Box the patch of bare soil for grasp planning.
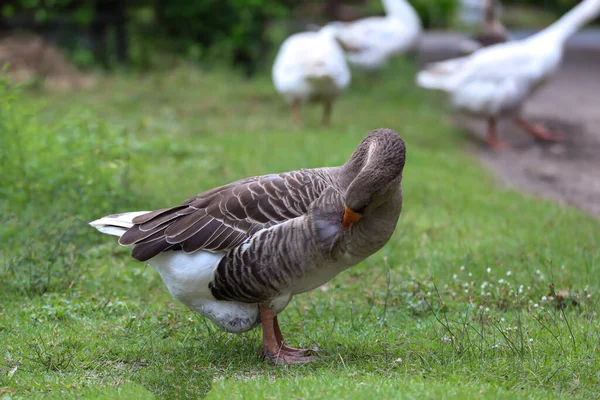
[0,33,95,90]
[419,33,600,218]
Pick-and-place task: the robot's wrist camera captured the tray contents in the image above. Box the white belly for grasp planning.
[451,78,529,117]
[148,251,260,333]
[147,248,360,331]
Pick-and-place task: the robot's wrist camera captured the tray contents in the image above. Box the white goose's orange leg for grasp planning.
[486,117,513,150]
[273,315,313,356]
[321,99,332,127]
[514,117,562,141]
[260,306,314,365]
[291,99,301,126]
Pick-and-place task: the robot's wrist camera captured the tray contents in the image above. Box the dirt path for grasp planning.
[419,31,600,218]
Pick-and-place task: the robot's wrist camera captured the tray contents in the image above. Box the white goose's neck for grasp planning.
[533,0,600,44]
[382,0,421,27]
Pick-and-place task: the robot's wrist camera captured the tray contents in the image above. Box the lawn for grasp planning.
[1,60,599,399]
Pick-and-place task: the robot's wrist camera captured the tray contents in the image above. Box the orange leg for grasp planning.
[486,118,513,150]
[291,100,301,126]
[321,99,332,127]
[260,306,314,365]
[514,117,562,141]
[273,315,312,356]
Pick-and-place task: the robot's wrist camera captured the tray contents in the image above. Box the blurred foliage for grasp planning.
[0,0,597,73]
[410,0,459,29]
[1,0,297,74]
[150,0,295,75]
[502,0,581,14]
[1,0,95,26]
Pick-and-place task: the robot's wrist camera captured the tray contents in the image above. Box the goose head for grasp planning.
[321,23,362,53]
[342,128,406,229]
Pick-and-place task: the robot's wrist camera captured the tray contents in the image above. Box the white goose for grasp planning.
[326,0,422,71]
[272,26,351,126]
[417,0,600,149]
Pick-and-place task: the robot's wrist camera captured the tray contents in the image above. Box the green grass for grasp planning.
[1,60,599,399]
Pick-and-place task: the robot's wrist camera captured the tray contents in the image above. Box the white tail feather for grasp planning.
[89,211,150,238]
[416,57,467,91]
[416,70,448,90]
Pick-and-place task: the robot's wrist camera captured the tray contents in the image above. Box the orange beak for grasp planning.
[342,205,362,230]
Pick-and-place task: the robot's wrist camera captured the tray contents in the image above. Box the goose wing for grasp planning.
[417,41,552,92]
[209,186,346,303]
[119,170,332,262]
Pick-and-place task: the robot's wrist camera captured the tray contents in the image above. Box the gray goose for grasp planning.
[474,0,509,48]
[458,0,509,56]
[90,128,406,365]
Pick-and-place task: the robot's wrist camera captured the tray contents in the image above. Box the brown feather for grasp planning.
[131,207,174,224]
[121,172,331,261]
[139,207,188,231]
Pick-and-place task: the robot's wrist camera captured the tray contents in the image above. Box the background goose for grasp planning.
[474,0,510,48]
[416,0,600,149]
[326,0,422,71]
[272,26,351,126]
[90,128,406,365]
[457,0,510,56]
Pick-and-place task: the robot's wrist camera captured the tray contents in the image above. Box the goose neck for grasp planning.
[533,0,600,44]
[483,0,496,24]
[342,131,405,213]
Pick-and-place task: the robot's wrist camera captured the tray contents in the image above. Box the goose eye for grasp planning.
[353,206,367,215]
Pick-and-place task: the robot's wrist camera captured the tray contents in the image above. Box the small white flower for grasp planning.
[529,338,534,343]
[534,303,539,308]
[460,265,465,271]
[485,307,490,312]
[506,271,512,276]
[468,272,472,277]
[487,268,491,274]
[535,269,541,275]
[452,274,458,280]
[519,285,524,293]
[481,282,488,289]
[500,318,505,322]
[499,279,504,284]
[541,296,547,301]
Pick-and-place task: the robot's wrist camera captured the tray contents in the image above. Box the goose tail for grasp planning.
[416,57,467,91]
[89,211,150,238]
